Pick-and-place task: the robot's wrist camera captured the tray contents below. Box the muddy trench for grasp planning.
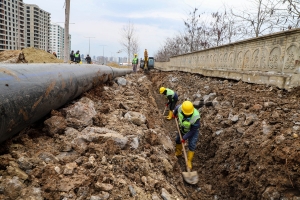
[0,69,300,200]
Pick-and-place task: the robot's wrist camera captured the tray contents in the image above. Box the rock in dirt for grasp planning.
[161,188,173,200]
[124,111,147,126]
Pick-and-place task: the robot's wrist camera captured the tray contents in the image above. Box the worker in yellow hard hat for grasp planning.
[159,87,178,120]
[173,101,200,170]
[132,53,139,73]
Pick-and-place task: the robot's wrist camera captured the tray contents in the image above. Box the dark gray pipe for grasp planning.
[0,64,132,143]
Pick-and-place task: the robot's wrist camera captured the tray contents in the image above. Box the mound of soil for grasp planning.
[22,47,63,63]
[0,47,63,63]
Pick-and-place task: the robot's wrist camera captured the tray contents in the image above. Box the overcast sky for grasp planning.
[24,0,247,58]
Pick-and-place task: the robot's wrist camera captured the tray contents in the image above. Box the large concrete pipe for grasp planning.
[0,64,132,143]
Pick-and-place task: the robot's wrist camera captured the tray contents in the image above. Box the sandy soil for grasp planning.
[0,47,63,63]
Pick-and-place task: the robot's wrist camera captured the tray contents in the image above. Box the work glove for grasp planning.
[181,139,185,144]
[172,113,177,118]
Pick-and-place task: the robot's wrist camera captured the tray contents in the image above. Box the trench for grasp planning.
[0,69,300,200]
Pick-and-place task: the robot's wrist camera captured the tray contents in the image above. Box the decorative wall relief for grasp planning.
[284,43,299,71]
[243,50,251,69]
[219,53,223,68]
[237,51,243,69]
[213,54,218,68]
[260,48,269,69]
[224,53,228,68]
[252,49,260,69]
[166,29,300,77]
[269,46,281,70]
[228,52,234,70]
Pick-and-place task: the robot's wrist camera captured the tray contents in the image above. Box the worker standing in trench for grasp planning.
[144,49,148,70]
[132,53,139,73]
[159,87,178,120]
[173,101,200,170]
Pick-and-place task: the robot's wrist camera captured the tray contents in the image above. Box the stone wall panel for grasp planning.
[155,29,300,90]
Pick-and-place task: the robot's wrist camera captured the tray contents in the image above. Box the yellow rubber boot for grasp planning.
[175,144,182,156]
[166,110,173,120]
[187,151,195,170]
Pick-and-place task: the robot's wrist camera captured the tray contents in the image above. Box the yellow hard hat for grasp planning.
[181,101,194,115]
[134,54,137,56]
[159,87,166,94]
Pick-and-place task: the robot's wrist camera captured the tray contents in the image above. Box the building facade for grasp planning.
[0,0,25,50]
[24,3,50,50]
[0,0,72,54]
[49,23,71,59]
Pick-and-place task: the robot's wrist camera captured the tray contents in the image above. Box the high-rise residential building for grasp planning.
[50,24,62,58]
[0,1,73,53]
[24,3,50,50]
[49,23,71,59]
[0,0,26,50]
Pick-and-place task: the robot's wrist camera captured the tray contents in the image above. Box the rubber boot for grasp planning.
[166,110,173,120]
[175,144,182,156]
[187,151,195,170]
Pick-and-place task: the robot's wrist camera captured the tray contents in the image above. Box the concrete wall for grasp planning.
[155,29,300,90]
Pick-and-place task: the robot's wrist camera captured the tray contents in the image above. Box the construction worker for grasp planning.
[74,50,81,63]
[159,87,178,120]
[173,101,200,170]
[85,54,92,64]
[70,50,75,62]
[132,54,138,73]
[144,49,148,70]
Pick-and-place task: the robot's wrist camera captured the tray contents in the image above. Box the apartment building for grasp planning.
[24,3,50,50]
[49,23,71,59]
[0,0,25,50]
[0,1,73,54]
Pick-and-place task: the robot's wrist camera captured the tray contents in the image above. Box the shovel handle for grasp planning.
[162,106,167,115]
[174,118,191,172]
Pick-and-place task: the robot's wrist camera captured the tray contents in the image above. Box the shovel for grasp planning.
[162,105,167,116]
[174,118,199,185]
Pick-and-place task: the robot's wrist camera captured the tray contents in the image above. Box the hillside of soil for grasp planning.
[0,47,63,63]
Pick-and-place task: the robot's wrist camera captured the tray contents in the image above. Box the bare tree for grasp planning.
[284,0,300,15]
[183,8,203,52]
[231,0,286,37]
[283,0,300,27]
[131,37,140,58]
[120,21,139,65]
[220,7,246,43]
[210,12,229,46]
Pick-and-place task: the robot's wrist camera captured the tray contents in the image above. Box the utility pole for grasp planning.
[85,37,95,55]
[64,0,70,63]
[99,45,106,65]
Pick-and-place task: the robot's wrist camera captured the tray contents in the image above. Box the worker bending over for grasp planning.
[173,101,200,170]
[159,87,178,120]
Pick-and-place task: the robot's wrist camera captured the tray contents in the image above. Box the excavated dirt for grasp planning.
[0,57,300,199]
[0,47,63,63]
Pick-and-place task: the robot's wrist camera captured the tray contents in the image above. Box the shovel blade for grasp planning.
[182,171,198,184]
